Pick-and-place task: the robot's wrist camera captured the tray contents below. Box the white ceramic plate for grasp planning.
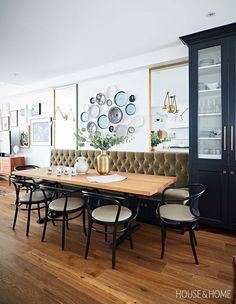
[115,125,128,137]
[132,115,144,128]
[88,105,100,118]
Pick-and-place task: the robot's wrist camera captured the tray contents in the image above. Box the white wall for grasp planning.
[78,69,149,152]
[3,89,53,166]
[0,44,188,163]
[54,84,77,149]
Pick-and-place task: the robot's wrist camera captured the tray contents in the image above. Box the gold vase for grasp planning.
[97,150,110,175]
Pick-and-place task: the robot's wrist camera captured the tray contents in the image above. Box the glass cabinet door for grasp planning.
[198,45,222,159]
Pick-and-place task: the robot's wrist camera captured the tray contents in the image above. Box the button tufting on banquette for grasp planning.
[50,149,188,186]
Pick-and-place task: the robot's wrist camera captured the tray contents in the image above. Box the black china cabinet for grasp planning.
[180,23,236,230]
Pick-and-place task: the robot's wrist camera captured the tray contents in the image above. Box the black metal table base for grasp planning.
[109,223,140,249]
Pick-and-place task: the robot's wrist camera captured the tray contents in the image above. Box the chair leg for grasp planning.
[82,209,87,236]
[160,223,166,259]
[12,202,19,230]
[37,203,41,221]
[85,220,92,259]
[62,214,66,250]
[41,206,48,242]
[104,225,108,242]
[189,227,199,264]
[128,223,134,249]
[66,214,69,230]
[193,230,197,246]
[26,203,32,237]
[112,226,117,269]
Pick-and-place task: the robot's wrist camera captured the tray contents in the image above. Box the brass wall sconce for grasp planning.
[162,91,178,114]
[54,106,75,121]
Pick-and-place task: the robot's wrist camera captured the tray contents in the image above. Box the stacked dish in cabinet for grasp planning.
[198,45,222,159]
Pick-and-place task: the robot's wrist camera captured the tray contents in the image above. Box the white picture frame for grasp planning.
[30,117,52,146]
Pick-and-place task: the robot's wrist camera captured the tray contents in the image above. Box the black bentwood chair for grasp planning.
[11,176,52,236]
[40,184,86,250]
[82,191,138,269]
[156,184,205,264]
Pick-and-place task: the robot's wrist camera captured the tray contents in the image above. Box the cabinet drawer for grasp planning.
[1,161,11,173]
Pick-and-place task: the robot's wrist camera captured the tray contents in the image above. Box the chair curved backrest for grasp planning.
[82,191,125,225]
[160,183,206,218]
[39,184,81,212]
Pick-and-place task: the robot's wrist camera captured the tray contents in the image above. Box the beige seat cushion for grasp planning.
[20,190,51,203]
[92,205,132,223]
[49,197,85,212]
[159,204,196,222]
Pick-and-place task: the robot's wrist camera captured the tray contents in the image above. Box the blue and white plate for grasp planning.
[125,103,136,115]
[97,115,109,129]
[114,91,128,107]
[80,112,89,122]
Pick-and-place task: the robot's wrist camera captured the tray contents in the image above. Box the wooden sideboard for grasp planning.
[0,156,25,183]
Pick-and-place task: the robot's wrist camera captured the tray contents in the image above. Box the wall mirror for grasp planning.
[149,61,189,151]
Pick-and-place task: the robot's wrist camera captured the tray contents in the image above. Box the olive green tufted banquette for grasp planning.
[50,149,189,186]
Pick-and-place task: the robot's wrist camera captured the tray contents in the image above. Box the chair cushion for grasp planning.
[20,190,51,203]
[159,204,196,222]
[92,205,132,223]
[49,197,85,212]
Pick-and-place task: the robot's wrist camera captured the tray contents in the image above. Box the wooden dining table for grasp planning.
[12,167,177,197]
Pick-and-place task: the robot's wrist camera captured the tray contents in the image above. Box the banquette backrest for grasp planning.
[50,149,189,186]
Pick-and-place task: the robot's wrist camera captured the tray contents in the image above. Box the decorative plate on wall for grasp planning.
[132,115,144,127]
[114,91,128,107]
[128,126,135,134]
[125,103,136,116]
[88,105,100,118]
[97,115,109,129]
[129,95,136,102]
[87,121,97,133]
[80,112,89,122]
[108,107,123,124]
[115,125,128,137]
[90,97,96,104]
[106,99,113,106]
[96,93,106,105]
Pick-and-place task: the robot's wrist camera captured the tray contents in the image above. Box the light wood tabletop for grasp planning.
[12,167,177,196]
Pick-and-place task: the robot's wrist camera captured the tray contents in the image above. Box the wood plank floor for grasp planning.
[0,180,235,304]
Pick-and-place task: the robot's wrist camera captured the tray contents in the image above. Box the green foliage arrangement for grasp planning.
[151,131,166,147]
[76,128,128,150]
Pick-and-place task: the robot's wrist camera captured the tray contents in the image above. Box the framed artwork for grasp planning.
[1,116,9,131]
[30,117,52,146]
[31,103,41,116]
[19,127,30,148]
[10,110,18,127]
[2,103,10,116]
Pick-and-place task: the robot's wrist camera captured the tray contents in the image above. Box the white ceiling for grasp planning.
[0,0,235,86]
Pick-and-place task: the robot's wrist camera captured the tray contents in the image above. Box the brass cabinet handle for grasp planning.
[223,170,228,175]
[224,126,227,151]
[231,126,234,151]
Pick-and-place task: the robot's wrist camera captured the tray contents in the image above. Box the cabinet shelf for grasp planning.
[198,112,221,117]
[198,88,221,96]
[198,137,221,140]
[198,154,221,159]
[198,63,221,74]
